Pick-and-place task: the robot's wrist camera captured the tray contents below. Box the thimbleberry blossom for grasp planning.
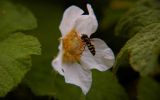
[52,4,115,95]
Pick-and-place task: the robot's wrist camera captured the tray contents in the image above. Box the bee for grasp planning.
[81,34,96,56]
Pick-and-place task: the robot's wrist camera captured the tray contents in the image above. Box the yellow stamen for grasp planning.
[62,29,84,63]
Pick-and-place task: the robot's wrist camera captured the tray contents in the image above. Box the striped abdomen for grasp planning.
[86,41,95,56]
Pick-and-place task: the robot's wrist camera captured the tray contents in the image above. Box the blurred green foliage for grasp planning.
[137,77,160,100]
[0,0,37,40]
[0,0,41,97]
[115,0,160,38]
[114,23,160,76]
[86,71,128,100]
[21,1,62,96]
[114,0,160,76]
[100,0,135,30]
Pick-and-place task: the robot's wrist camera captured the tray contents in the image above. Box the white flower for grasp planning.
[52,4,115,95]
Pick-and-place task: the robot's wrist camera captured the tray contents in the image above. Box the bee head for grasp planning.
[81,34,88,40]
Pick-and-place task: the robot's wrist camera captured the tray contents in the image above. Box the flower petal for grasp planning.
[52,49,64,76]
[81,38,115,71]
[62,63,92,95]
[93,38,115,68]
[81,48,107,71]
[59,5,84,36]
[75,4,98,37]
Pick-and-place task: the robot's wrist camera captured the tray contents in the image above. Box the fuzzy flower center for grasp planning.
[62,29,84,63]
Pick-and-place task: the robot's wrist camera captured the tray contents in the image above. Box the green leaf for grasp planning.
[137,77,160,100]
[0,0,40,96]
[0,0,37,40]
[114,23,160,76]
[0,32,41,96]
[86,71,128,100]
[113,0,160,75]
[115,0,160,38]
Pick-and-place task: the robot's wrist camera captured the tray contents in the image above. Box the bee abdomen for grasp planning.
[87,44,96,56]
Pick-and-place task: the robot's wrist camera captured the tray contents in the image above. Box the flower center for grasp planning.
[62,29,84,63]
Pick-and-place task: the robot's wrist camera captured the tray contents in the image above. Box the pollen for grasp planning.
[62,29,84,63]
